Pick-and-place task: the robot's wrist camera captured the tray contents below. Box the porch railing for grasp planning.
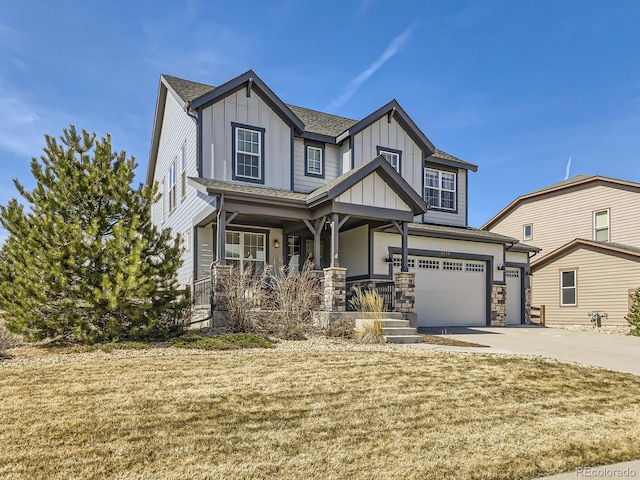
[193,276,212,307]
[346,280,395,312]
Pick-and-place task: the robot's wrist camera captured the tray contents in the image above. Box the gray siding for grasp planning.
[293,138,340,193]
[423,168,467,227]
[352,116,422,194]
[200,90,292,189]
[151,91,215,287]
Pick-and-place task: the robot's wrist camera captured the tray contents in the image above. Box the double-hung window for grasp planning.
[377,146,401,173]
[168,159,177,212]
[593,209,609,242]
[233,123,264,183]
[523,224,533,241]
[305,142,324,178]
[424,168,456,210]
[560,270,577,306]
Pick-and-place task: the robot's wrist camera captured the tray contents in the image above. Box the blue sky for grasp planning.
[1,0,639,241]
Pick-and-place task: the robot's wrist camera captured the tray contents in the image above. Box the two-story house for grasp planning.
[483,174,640,326]
[147,70,537,328]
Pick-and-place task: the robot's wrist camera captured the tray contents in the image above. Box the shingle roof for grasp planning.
[529,174,596,195]
[532,238,640,269]
[407,222,519,244]
[189,177,308,201]
[159,74,470,166]
[162,75,215,103]
[286,105,357,138]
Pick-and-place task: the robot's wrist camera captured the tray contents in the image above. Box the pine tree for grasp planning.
[0,126,187,342]
[626,287,640,336]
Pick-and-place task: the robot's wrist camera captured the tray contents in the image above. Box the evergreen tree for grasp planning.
[626,287,640,336]
[0,126,187,342]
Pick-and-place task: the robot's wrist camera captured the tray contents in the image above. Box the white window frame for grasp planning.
[560,270,577,306]
[180,143,187,200]
[306,146,323,176]
[225,231,267,275]
[379,149,400,173]
[234,125,262,181]
[424,168,457,211]
[168,159,177,212]
[593,209,609,242]
[523,224,533,241]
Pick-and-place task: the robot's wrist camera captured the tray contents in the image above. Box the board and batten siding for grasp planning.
[292,138,340,192]
[352,116,423,194]
[151,90,210,287]
[339,225,369,277]
[423,167,467,227]
[200,90,292,190]
[532,247,640,326]
[336,172,411,211]
[489,183,640,256]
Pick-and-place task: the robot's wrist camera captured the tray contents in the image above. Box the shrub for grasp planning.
[261,262,321,340]
[349,287,386,344]
[326,318,354,339]
[216,266,267,333]
[172,332,277,350]
[626,287,640,336]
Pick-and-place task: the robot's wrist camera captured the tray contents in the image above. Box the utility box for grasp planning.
[587,311,608,328]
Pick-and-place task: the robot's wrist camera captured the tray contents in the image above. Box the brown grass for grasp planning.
[2,346,640,479]
[419,334,489,347]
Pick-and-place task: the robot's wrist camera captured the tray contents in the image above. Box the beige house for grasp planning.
[483,174,640,326]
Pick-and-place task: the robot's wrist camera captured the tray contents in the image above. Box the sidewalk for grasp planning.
[536,459,640,479]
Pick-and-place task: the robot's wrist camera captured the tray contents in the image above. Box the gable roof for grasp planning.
[162,74,215,103]
[531,238,640,270]
[482,174,640,230]
[307,155,428,214]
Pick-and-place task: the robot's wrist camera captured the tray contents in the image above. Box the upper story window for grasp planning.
[377,146,401,173]
[424,168,456,211]
[305,141,325,178]
[180,143,187,199]
[560,270,577,306]
[232,123,265,184]
[523,224,533,241]
[593,209,609,242]
[168,159,177,212]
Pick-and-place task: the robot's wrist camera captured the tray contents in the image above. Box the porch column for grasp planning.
[323,267,347,312]
[303,217,325,271]
[401,221,409,273]
[216,203,226,265]
[330,212,339,267]
[394,271,415,313]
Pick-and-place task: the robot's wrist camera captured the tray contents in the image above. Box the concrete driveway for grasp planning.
[417,325,640,376]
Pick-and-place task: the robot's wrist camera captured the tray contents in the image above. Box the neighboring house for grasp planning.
[147,69,537,327]
[482,174,640,326]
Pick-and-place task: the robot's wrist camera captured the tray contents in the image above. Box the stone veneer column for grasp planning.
[212,265,232,326]
[323,267,347,312]
[394,272,415,313]
[491,284,507,326]
[524,288,532,324]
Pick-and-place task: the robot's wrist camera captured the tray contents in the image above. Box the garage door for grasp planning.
[395,256,487,327]
[506,268,522,325]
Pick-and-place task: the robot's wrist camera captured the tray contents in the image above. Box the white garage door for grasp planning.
[506,268,522,325]
[396,256,487,327]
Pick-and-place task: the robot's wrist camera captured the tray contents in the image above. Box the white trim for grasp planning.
[307,146,323,175]
[593,209,609,242]
[424,168,456,211]
[560,270,577,306]
[235,126,262,180]
[523,224,533,241]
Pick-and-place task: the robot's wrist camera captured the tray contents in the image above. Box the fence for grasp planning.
[531,305,546,325]
[193,276,212,307]
[346,281,395,312]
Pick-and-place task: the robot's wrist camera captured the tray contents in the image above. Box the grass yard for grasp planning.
[2,341,640,479]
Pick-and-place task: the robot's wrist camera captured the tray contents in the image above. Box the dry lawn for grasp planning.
[2,343,640,480]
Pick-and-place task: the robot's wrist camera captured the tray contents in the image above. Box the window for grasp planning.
[225,231,266,275]
[377,146,401,173]
[443,261,463,271]
[168,159,177,212]
[424,168,456,210]
[233,124,264,183]
[523,224,533,241]
[560,270,577,306]
[180,144,187,200]
[393,256,415,268]
[594,210,609,242]
[466,262,485,273]
[418,259,439,270]
[305,142,324,178]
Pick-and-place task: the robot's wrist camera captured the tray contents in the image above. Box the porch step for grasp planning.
[384,334,425,344]
[355,318,424,345]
